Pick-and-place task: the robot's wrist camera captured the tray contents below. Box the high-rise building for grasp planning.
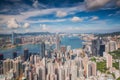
[13,60,22,78]
[104,52,112,68]
[71,66,77,80]
[56,34,60,51]
[59,67,65,80]
[106,40,117,52]
[38,66,46,80]
[0,54,4,60]
[41,42,45,58]
[87,61,96,78]
[24,49,29,61]
[13,52,17,59]
[99,44,105,56]
[11,32,15,45]
[0,61,3,74]
[3,59,13,74]
[91,37,104,56]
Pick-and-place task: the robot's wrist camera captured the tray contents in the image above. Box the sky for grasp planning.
[0,0,120,33]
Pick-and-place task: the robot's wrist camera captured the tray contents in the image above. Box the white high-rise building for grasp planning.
[87,61,96,78]
[40,66,46,80]
[59,67,65,80]
[71,65,77,80]
[13,60,22,78]
[106,40,117,52]
[3,59,13,75]
[104,52,112,68]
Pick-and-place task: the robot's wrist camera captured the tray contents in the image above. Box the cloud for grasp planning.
[33,0,39,8]
[56,11,67,17]
[7,18,20,29]
[71,16,83,22]
[32,0,47,8]
[23,23,30,28]
[40,24,48,31]
[91,16,99,21]
[25,29,30,33]
[85,0,110,10]
[26,19,67,23]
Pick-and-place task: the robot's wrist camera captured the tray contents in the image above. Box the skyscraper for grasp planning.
[91,37,103,56]
[41,42,45,58]
[13,52,17,59]
[106,40,117,52]
[11,32,15,45]
[87,61,96,78]
[99,44,105,56]
[0,54,4,60]
[104,52,112,68]
[3,59,13,74]
[56,34,60,51]
[24,49,29,61]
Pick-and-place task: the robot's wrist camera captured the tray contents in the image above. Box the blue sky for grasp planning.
[0,0,120,33]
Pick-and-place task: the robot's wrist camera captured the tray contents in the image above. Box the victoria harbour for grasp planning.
[0,36,83,59]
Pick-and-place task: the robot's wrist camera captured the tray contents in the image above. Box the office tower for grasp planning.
[47,62,54,74]
[91,37,103,56]
[11,32,15,45]
[38,66,46,80]
[13,52,17,59]
[41,42,45,58]
[13,60,22,78]
[0,54,4,60]
[28,71,33,80]
[24,48,29,61]
[56,34,60,51]
[3,59,13,74]
[99,44,105,56]
[59,67,65,80]
[87,61,96,78]
[106,40,117,52]
[30,55,34,64]
[83,55,89,76]
[105,53,112,68]
[0,61,3,74]
[25,66,29,80]
[71,66,77,80]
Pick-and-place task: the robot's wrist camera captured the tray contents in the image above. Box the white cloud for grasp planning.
[71,16,83,22]
[33,0,39,8]
[26,19,67,23]
[40,24,48,31]
[91,16,99,21]
[0,6,85,25]
[56,11,67,17]
[85,0,110,10]
[25,29,30,33]
[7,18,20,29]
[23,23,30,28]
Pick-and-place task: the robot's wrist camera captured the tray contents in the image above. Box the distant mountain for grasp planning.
[95,31,120,37]
[0,32,53,37]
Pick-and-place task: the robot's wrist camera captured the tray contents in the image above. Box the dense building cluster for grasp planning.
[0,33,120,80]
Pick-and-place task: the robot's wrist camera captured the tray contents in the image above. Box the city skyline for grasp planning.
[0,0,120,33]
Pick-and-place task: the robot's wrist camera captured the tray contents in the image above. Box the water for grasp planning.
[61,36,83,49]
[0,36,83,59]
